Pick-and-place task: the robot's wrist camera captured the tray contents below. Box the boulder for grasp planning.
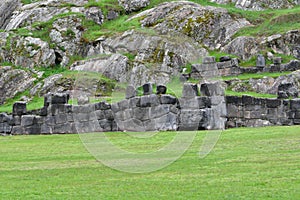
[118,0,150,12]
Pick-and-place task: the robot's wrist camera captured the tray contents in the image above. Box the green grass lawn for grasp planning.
[0,126,299,199]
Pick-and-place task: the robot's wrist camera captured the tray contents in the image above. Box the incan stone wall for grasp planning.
[226,95,300,128]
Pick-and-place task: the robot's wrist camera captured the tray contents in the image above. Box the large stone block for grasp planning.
[55,113,68,124]
[13,102,27,116]
[182,83,199,98]
[160,95,177,105]
[143,83,153,95]
[203,56,216,64]
[150,105,170,118]
[99,119,112,132]
[94,101,111,110]
[266,99,281,108]
[114,109,133,121]
[256,54,266,67]
[11,126,25,135]
[126,85,137,99]
[290,99,300,110]
[140,94,160,107]
[21,115,36,127]
[156,85,167,95]
[226,96,242,105]
[155,113,177,131]
[129,97,141,108]
[200,82,224,96]
[133,107,150,121]
[47,93,70,105]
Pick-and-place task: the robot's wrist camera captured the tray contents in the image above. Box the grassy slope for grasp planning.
[0,126,299,199]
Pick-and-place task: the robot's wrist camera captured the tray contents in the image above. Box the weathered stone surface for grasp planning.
[77,95,90,105]
[85,7,104,25]
[223,36,258,60]
[0,35,56,68]
[256,54,266,67]
[125,85,137,99]
[13,102,27,116]
[278,82,299,99]
[160,95,177,105]
[70,54,129,82]
[210,0,300,10]
[0,0,20,29]
[0,67,36,105]
[182,83,199,98]
[138,1,250,50]
[143,83,153,95]
[47,93,70,105]
[156,85,167,95]
[118,0,150,12]
[200,82,225,96]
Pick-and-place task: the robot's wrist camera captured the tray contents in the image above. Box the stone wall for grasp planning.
[226,95,300,128]
[0,81,227,135]
[190,56,300,77]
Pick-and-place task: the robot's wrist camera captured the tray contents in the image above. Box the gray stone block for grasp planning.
[114,109,133,121]
[143,83,153,95]
[129,97,141,107]
[290,99,300,110]
[155,113,177,131]
[95,110,105,120]
[21,115,36,127]
[266,99,281,108]
[133,107,150,121]
[73,113,90,122]
[140,95,160,107]
[41,124,52,134]
[200,82,225,96]
[156,85,167,95]
[11,126,25,135]
[77,95,89,105]
[13,101,27,116]
[118,99,129,111]
[203,56,216,64]
[50,93,70,104]
[45,116,56,126]
[182,83,199,98]
[273,57,282,65]
[104,110,114,120]
[94,101,111,110]
[126,85,137,99]
[99,119,112,132]
[256,54,266,67]
[160,95,177,104]
[55,113,68,124]
[150,105,170,118]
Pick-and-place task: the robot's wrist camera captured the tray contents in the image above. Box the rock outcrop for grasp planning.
[118,0,150,13]
[223,30,300,60]
[72,30,208,86]
[0,66,36,104]
[0,0,21,30]
[136,1,250,49]
[0,33,56,68]
[210,0,300,10]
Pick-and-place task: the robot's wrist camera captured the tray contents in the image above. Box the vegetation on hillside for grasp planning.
[1,0,299,110]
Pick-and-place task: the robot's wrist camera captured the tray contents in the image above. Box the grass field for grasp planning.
[0,126,299,199]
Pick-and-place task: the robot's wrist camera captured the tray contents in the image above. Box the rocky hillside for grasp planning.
[0,0,299,110]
